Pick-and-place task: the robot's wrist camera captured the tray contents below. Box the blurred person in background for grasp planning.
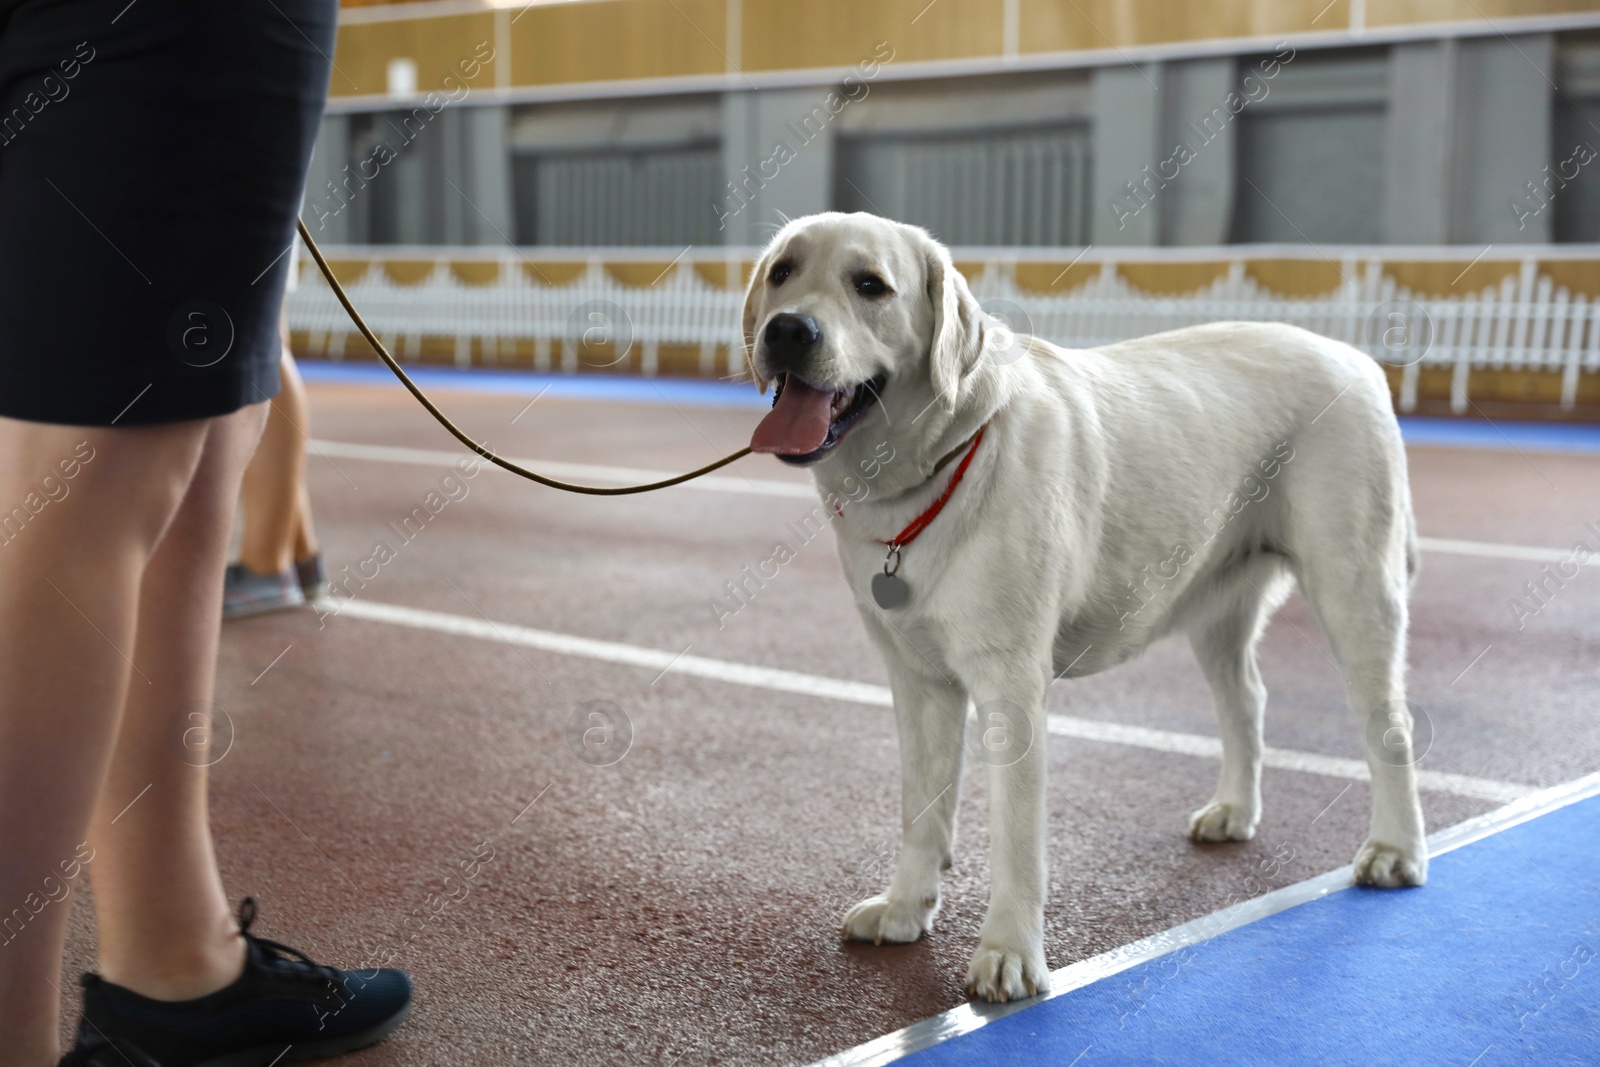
[224,272,329,619]
[0,3,411,1064]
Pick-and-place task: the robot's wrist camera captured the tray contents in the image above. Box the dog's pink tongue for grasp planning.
[751,378,833,455]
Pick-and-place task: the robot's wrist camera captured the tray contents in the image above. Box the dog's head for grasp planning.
[742,212,989,468]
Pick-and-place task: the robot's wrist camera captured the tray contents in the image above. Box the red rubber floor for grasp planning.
[57,381,1600,1065]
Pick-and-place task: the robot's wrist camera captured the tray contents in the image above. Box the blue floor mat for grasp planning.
[296,362,769,409]
[903,794,1600,1066]
[296,365,1600,451]
[1398,416,1600,454]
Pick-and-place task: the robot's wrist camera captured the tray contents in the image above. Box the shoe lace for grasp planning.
[237,897,344,992]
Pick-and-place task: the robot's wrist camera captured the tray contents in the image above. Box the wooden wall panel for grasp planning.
[328,1,1600,95]
[520,262,587,285]
[1117,261,1231,294]
[381,260,439,283]
[321,258,382,285]
[604,262,677,286]
[508,0,726,86]
[1016,0,1317,55]
[1384,260,1521,296]
[331,13,499,98]
[1540,260,1600,297]
[450,262,503,285]
[727,0,1002,71]
[1368,0,1600,28]
[1014,261,1099,293]
[691,261,752,290]
[1245,260,1346,297]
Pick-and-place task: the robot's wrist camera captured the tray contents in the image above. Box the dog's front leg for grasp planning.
[842,656,968,945]
[965,668,1051,1003]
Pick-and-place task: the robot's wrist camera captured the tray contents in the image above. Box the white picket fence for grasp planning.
[286,248,1600,412]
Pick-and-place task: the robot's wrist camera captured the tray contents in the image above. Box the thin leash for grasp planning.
[295,219,752,496]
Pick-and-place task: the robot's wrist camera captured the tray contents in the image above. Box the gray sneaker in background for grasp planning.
[295,552,329,600]
[223,563,307,619]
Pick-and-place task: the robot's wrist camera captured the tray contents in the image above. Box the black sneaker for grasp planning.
[60,899,411,1067]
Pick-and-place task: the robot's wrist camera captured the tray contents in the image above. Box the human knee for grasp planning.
[0,420,210,554]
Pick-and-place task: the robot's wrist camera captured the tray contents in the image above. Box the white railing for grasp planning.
[287,246,1600,412]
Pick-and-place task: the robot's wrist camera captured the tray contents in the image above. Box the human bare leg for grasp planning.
[237,344,309,577]
[89,404,268,1002]
[0,415,214,1065]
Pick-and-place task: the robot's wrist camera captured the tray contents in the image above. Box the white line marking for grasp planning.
[318,596,890,703]
[651,643,694,685]
[316,597,1533,804]
[807,769,1600,1067]
[1417,536,1599,567]
[312,440,1594,566]
[1046,716,1530,803]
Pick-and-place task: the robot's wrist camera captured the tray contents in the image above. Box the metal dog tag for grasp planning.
[872,545,909,609]
[872,571,910,609]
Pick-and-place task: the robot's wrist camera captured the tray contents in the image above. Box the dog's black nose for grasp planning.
[763,313,821,363]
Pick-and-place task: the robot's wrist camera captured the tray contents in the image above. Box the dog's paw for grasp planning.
[842,893,936,944]
[1353,839,1427,887]
[1188,800,1258,842]
[965,941,1050,1003]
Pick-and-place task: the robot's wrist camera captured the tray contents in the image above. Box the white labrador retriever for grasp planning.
[741,212,1427,1003]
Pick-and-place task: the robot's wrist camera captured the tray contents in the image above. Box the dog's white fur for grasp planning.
[742,213,1428,1003]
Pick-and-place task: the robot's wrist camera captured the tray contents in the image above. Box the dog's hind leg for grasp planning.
[1275,356,1426,886]
[1297,556,1428,886]
[842,654,968,945]
[1288,495,1428,885]
[1186,563,1289,843]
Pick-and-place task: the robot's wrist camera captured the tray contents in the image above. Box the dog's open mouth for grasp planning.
[750,372,885,466]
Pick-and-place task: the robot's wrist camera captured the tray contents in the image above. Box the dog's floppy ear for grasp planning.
[924,238,985,412]
[740,249,772,394]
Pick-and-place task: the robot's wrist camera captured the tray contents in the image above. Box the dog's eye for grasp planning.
[768,261,792,286]
[855,273,888,297]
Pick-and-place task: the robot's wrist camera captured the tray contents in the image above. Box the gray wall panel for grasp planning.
[1091,63,1163,245]
[1232,105,1385,243]
[1453,34,1555,244]
[1159,57,1236,246]
[721,88,838,246]
[837,125,1091,245]
[1382,40,1456,244]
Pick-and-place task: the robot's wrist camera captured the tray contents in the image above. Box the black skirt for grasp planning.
[0,0,335,426]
